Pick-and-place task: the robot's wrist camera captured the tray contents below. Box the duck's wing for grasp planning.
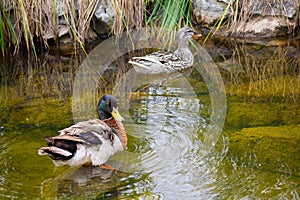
[57,119,116,145]
[154,51,192,70]
[51,132,102,145]
[129,51,191,74]
[129,51,166,72]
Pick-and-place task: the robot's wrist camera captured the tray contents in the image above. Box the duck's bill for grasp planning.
[112,107,125,121]
[192,33,202,39]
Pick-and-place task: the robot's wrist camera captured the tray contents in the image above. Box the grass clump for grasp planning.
[0,0,193,59]
[111,0,144,35]
[1,0,99,58]
[0,1,17,57]
[146,0,192,30]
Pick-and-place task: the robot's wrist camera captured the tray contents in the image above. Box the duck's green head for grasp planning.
[97,94,124,121]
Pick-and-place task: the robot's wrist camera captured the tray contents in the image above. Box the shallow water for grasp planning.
[0,36,299,199]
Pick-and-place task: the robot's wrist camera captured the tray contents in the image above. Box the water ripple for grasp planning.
[128,85,224,198]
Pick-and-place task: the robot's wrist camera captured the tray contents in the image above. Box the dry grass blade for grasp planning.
[16,0,37,58]
[111,0,144,36]
[78,0,98,38]
[203,0,234,44]
[2,0,101,58]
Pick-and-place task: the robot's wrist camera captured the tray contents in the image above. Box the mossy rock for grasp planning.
[7,97,72,129]
[226,102,281,128]
[228,125,300,176]
[280,103,300,125]
[226,101,300,129]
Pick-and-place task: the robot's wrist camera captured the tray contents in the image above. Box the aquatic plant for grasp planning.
[219,39,300,103]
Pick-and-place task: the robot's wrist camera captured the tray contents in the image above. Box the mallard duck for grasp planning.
[129,26,201,74]
[38,94,127,169]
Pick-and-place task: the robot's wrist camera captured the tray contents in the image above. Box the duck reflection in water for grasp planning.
[40,151,136,199]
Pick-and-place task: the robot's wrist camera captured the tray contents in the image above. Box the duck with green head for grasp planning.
[38,94,127,169]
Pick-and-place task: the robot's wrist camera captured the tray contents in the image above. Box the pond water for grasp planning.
[0,35,299,199]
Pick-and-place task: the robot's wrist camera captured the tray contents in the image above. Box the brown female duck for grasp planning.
[129,26,201,74]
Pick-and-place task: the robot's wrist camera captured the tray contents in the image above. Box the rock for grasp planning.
[245,0,297,18]
[44,25,70,40]
[193,0,229,25]
[94,1,114,25]
[42,0,113,41]
[233,16,292,37]
[192,0,298,37]
[92,0,114,35]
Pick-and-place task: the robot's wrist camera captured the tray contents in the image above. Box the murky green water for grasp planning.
[0,37,299,199]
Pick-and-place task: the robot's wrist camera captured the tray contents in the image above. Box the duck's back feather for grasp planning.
[130,51,193,74]
[38,119,124,166]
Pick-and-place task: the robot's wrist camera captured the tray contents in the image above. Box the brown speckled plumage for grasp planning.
[129,27,200,74]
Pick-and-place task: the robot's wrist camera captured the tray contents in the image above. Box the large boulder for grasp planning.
[234,16,290,37]
[193,0,230,26]
[92,1,114,35]
[193,0,299,37]
[43,0,113,41]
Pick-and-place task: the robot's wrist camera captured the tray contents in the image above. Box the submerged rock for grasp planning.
[228,125,300,176]
[225,75,300,129]
[244,0,297,18]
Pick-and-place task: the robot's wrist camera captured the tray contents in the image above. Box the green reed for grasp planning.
[0,1,17,57]
[146,0,192,31]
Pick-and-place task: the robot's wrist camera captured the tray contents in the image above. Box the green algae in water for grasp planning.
[225,100,300,129]
[0,128,55,199]
[228,125,300,176]
[225,75,300,130]
[1,97,73,130]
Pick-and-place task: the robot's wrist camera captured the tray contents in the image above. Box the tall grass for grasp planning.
[2,0,297,61]
[145,0,193,42]
[1,0,193,60]
[1,0,99,58]
[0,1,17,57]
[17,0,37,58]
[111,0,144,35]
